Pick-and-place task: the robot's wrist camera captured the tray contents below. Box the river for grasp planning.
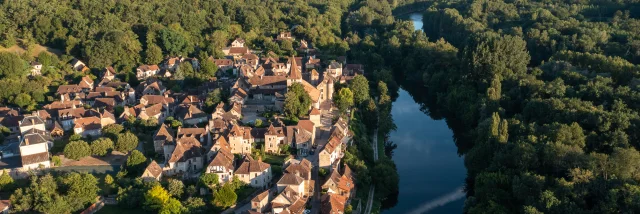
[382,13,466,214]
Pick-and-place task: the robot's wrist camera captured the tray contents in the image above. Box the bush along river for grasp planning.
[381,13,466,214]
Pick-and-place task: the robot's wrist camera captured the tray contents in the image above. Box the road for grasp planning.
[308,109,335,214]
[364,128,379,214]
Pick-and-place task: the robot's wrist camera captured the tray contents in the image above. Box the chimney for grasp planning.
[60,94,65,102]
[24,138,29,145]
[31,118,35,126]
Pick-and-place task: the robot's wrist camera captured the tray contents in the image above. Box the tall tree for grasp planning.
[283,82,312,119]
[350,75,370,105]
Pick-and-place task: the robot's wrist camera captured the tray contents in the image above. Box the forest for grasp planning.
[371,0,640,213]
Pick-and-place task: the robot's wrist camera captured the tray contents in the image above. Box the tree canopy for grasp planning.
[283,82,312,119]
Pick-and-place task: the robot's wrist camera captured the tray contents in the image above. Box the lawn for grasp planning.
[95,205,148,214]
[263,154,287,166]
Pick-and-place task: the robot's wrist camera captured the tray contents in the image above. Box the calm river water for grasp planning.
[382,13,466,214]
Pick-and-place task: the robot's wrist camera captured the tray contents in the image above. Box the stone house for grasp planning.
[136,64,161,80]
[141,160,163,182]
[19,130,52,170]
[165,137,205,178]
[235,156,272,189]
[251,190,271,213]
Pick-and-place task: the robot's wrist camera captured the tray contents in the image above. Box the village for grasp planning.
[0,33,364,214]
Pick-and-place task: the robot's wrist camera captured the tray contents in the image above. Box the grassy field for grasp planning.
[0,43,63,57]
[263,154,287,166]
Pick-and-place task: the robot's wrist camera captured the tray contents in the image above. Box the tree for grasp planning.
[199,173,219,187]
[64,140,91,160]
[102,124,124,140]
[179,61,195,79]
[116,132,139,153]
[167,179,184,198]
[213,183,237,208]
[200,59,218,78]
[104,174,114,185]
[254,119,263,127]
[161,198,183,214]
[158,28,188,56]
[126,150,147,174]
[183,197,206,213]
[12,93,33,108]
[372,159,399,199]
[0,52,27,79]
[144,185,170,211]
[204,88,222,111]
[334,88,354,114]
[145,44,164,65]
[283,82,312,119]
[62,173,100,211]
[350,75,370,105]
[83,30,142,69]
[0,170,14,190]
[91,137,114,156]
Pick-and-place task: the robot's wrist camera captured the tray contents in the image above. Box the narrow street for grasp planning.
[307,109,335,214]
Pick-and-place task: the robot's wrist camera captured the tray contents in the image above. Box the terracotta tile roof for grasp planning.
[141,95,174,105]
[94,87,116,93]
[44,100,82,111]
[243,53,259,60]
[266,124,286,137]
[285,159,312,180]
[288,197,307,214]
[74,116,102,130]
[168,137,203,163]
[56,85,82,94]
[300,80,320,102]
[310,108,321,115]
[175,104,207,120]
[311,69,319,77]
[0,200,9,211]
[137,64,160,71]
[177,127,207,139]
[154,124,174,142]
[211,58,233,66]
[294,127,312,145]
[209,146,234,170]
[288,56,302,80]
[228,47,249,55]
[298,120,315,133]
[248,75,287,86]
[254,66,266,76]
[104,66,116,76]
[94,98,115,109]
[278,173,305,185]
[252,190,270,203]
[235,158,270,174]
[322,136,341,154]
[143,160,163,178]
[79,76,94,89]
[321,193,346,214]
[21,152,50,166]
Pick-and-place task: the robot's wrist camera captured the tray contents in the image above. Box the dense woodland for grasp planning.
[381,0,640,213]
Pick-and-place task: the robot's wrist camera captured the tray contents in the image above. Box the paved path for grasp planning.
[364,128,379,214]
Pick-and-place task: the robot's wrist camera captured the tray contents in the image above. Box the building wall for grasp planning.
[238,167,272,189]
[22,160,50,170]
[265,135,284,153]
